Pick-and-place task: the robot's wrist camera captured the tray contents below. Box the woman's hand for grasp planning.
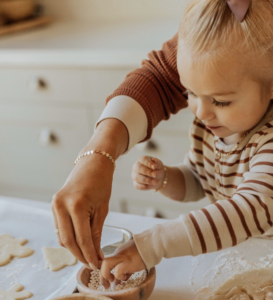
[51,156,112,269]
[132,156,165,191]
[51,119,129,270]
[100,239,146,287]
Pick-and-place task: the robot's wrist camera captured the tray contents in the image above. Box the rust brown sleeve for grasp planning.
[106,33,188,141]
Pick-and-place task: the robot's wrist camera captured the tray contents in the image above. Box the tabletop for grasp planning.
[3,196,273,300]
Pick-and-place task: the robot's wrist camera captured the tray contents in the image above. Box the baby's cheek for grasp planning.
[188,99,197,116]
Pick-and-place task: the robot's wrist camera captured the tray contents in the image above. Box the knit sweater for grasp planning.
[134,101,273,269]
[106,33,187,141]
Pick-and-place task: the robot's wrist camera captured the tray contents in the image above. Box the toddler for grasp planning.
[100,0,273,285]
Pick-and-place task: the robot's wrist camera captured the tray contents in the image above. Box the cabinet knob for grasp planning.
[136,139,159,152]
[28,77,47,91]
[39,128,57,146]
[144,208,164,218]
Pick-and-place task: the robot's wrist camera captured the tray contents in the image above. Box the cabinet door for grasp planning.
[0,69,86,103]
[0,105,90,201]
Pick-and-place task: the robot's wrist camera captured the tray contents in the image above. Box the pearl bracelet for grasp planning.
[153,167,167,192]
[74,150,116,170]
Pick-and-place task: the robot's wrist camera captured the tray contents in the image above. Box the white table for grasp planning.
[4,196,273,300]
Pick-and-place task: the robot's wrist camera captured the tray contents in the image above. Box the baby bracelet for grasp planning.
[153,167,167,192]
[74,150,116,170]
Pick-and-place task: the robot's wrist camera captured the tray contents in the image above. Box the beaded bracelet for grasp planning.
[153,167,167,192]
[74,150,116,170]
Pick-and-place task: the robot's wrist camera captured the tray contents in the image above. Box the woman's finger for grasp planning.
[90,210,107,262]
[55,206,88,265]
[51,204,63,247]
[71,206,99,270]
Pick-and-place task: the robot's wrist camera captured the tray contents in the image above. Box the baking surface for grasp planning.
[2,197,273,300]
[0,199,124,300]
[104,212,273,300]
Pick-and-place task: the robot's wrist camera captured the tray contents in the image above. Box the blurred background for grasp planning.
[0,0,209,218]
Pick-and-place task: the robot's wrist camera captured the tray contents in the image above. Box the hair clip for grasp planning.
[226,0,251,22]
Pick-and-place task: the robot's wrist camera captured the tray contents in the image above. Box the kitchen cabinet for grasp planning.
[0,19,209,216]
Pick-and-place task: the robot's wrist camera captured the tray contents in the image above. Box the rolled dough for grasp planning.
[0,283,32,300]
[43,247,77,272]
[0,234,34,266]
[211,267,273,300]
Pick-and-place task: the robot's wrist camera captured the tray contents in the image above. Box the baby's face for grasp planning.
[177,42,273,143]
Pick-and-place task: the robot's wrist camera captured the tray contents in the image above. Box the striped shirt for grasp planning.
[134,100,273,269]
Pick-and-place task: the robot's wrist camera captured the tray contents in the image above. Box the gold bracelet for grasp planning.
[153,167,167,192]
[74,150,116,170]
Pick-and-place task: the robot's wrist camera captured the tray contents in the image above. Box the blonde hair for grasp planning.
[178,0,273,83]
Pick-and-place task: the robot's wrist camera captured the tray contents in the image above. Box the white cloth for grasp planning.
[95,96,148,153]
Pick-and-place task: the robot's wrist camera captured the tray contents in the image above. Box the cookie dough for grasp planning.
[0,234,34,266]
[43,247,77,271]
[211,267,273,300]
[0,283,32,300]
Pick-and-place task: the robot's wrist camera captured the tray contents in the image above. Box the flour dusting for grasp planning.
[193,239,273,300]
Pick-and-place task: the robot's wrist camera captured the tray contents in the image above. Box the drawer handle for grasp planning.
[39,128,57,146]
[146,140,158,150]
[145,208,164,218]
[136,140,159,152]
[28,77,47,91]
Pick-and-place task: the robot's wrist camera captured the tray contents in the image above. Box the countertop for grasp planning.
[3,196,195,299]
[0,19,179,68]
[5,196,273,300]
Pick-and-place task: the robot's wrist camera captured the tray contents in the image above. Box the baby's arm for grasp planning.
[132,156,186,200]
[119,138,273,271]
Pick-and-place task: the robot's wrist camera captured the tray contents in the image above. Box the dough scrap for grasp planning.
[43,247,77,272]
[0,234,34,266]
[0,283,32,300]
[211,267,273,300]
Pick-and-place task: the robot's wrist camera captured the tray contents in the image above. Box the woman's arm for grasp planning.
[106,32,188,142]
[51,118,128,269]
[51,32,188,269]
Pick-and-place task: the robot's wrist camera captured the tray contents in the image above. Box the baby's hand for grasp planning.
[100,240,146,288]
[132,156,165,191]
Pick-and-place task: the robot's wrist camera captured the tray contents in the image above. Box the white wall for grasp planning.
[38,0,190,22]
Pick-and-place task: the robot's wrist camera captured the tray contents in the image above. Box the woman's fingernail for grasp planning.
[89,262,98,271]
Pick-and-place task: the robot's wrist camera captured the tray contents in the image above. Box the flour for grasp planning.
[0,262,27,286]
[88,269,147,291]
[210,267,273,300]
[194,239,273,300]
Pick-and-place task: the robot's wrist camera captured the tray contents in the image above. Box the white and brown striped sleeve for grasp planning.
[181,138,273,256]
[134,138,273,268]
